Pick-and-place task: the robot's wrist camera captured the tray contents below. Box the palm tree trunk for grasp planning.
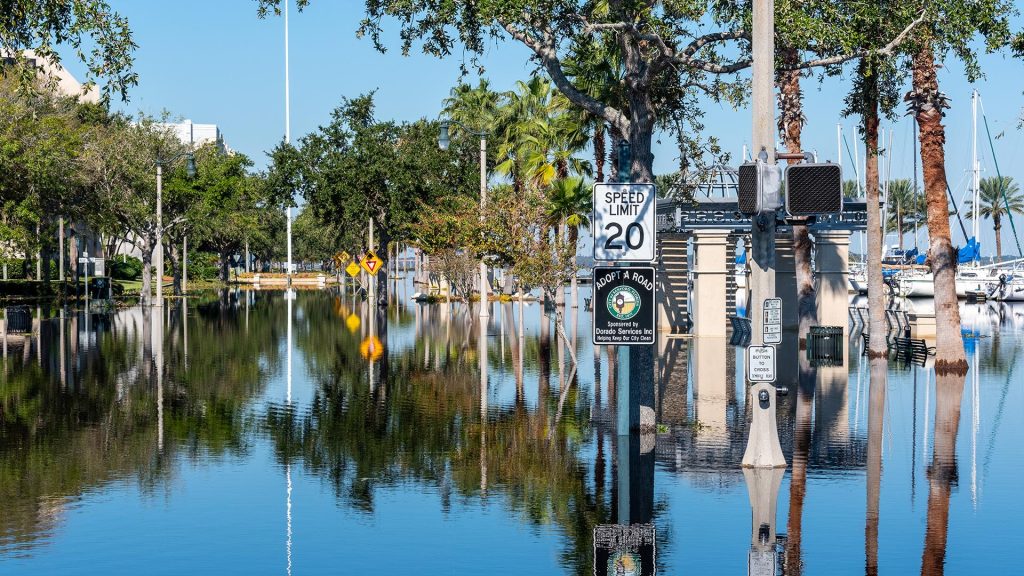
[594,122,606,183]
[569,226,579,308]
[778,47,816,342]
[865,357,887,576]
[920,371,965,575]
[862,60,888,358]
[555,224,566,307]
[911,41,966,373]
[993,216,1002,262]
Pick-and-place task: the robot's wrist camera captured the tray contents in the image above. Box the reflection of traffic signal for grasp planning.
[785,163,842,216]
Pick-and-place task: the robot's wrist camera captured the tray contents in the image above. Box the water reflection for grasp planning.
[0,291,1021,573]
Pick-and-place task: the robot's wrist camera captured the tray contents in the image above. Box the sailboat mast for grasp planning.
[971,89,980,250]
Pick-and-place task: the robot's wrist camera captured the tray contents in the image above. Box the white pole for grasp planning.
[183,236,188,294]
[837,124,842,169]
[156,164,163,307]
[853,128,862,197]
[971,89,980,246]
[284,0,293,286]
[479,136,489,318]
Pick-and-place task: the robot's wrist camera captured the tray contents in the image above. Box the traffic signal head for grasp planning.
[737,162,782,215]
[785,163,843,216]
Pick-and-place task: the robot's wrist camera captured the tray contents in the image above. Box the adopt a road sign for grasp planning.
[345,261,362,277]
[593,266,656,345]
[746,345,776,382]
[360,251,384,276]
[593,183,656,262]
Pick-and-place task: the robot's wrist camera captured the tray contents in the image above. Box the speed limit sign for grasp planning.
[593,183,657,262]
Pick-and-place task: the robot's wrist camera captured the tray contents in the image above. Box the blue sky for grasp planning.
[60,1,1024,254]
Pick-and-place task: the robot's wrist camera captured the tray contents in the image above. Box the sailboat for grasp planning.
[897,90,1020,300]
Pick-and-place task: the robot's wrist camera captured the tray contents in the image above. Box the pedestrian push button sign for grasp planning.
[593,266,656,345]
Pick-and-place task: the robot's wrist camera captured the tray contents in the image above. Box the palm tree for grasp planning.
[843,179,861,200]
[909,37,965,372]
[966,176,1024,262]
[885,179,925,251]
[548,177,591,308]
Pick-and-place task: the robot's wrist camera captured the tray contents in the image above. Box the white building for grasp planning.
[157,119,228,152]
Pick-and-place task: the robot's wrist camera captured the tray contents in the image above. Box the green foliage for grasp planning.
[109,255,143,280]
[0,0,136,101]
[186,252,220,281]
[269,93,479,260]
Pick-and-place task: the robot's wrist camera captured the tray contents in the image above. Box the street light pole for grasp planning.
[156,163,164,307]
[479,135,489,319]
[438,120,490,318]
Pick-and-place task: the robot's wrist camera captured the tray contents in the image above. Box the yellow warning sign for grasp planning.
[333,250,351,268]
[359,335,383,361]
[360,251,384,276]
[345,261,362,277]
[345,313,360,333]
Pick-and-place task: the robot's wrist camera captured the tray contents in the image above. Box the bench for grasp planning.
[890,336,935,367]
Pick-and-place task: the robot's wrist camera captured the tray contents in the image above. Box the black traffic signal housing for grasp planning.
[784,163,843,216]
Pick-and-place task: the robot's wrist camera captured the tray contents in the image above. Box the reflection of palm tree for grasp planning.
[920,372,965,576]
[966,176,1024,261]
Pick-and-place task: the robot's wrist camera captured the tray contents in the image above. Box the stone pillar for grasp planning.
[774,233,798,331]
[815,230,851,338]
[691,230,731,338]
[692,336,728,435]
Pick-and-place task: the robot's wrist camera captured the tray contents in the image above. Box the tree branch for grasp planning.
[787,11,926,70]
[502,22,630,135]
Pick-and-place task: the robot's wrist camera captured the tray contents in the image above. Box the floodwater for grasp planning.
[1,284,1021,575]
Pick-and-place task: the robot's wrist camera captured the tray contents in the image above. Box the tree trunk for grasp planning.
[169,243,182,296]
[862,60,888,358]
[784,358,815,575]
[897,212,905,251]
[569,226,579,308]
[778,47,816,342]
[141,237,153,307]
[921,371,965,576]
[555,223,566,307]
[865,357,887,576]
[594,122,605,183]
[377,232,390,307]
[219,252,230,283]
[626,97,656,183]
[911,42,966,373]
[993,216,1002,262]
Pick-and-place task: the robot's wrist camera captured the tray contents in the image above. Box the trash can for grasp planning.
[4,306,31,334]
[807,326,844,367]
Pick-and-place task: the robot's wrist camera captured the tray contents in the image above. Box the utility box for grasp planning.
[785,163,843,216]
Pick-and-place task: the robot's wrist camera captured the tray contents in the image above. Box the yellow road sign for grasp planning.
[345,313,360,333]
[345,261,362,277]
[337,250,350,263]
[360,335,384,361]
[360,251,384,276]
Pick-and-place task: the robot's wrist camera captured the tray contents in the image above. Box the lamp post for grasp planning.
[438,120,490,318]
[155,151,196,307]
